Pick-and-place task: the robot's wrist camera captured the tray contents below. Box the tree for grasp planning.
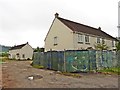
[116,41,120,51]
[39,48,44,52]
[34,47,40,52]
[34,47,44,52]
[94,43,109,50]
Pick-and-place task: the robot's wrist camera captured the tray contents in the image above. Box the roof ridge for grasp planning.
[9,43,27,50]
[58,17,99,31]
[57,17,117,41]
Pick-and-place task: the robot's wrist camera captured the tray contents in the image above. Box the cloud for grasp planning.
[0,0,119,47]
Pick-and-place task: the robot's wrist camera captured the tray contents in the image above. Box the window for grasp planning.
[78,34,83,43]
[8,54,11,58]
[16,53,20,58]
[54,36,58,46]
[97,37,100,43]
[85,35,90,44]
[22,54,25,58]
[102,38,105,44]
[112,40,115,47]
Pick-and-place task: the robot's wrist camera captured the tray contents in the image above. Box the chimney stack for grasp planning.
[55,13,59,18]
[98,27,101,30]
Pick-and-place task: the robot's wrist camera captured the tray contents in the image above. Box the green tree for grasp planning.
[1,52,9,57]
[94,43,109,50]
[116,41,120,51]
[34,47,40,52]
[34,47,44,52]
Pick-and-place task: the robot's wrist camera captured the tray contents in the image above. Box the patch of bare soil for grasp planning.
[2,60,119,88]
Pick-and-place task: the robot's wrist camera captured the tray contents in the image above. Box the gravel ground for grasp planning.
[2,60,119,88]
[0,64,2,89]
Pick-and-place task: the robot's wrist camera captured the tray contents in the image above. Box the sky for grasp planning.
[0,0,119,48]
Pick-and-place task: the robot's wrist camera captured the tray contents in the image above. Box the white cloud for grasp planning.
[0,0,119,48]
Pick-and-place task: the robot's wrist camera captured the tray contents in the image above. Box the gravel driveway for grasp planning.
[2,60,119,88]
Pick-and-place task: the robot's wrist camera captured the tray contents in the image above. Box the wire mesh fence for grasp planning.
[33,50,118,72]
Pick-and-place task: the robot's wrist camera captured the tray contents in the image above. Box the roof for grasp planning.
[9,43,28,50]
[57,17,117,40]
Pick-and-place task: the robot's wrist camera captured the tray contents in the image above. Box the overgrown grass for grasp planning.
[97,67,120,75]
[0,57,9,62]
[59,72,81,78]
[0,59,2,64]
[32,64,44,69]
[31,63,81,78]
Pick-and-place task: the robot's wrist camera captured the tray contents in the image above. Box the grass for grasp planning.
[0,57,25,63]
[59,72,82,78]
[31,63,81,78]
[97,67,120,75]
[0,57,9,63]
[32,64,44,69]
[0,59,1,61]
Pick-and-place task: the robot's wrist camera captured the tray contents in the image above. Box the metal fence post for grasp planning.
[64,49,66,72]
[58,51,59,71]
[117,51,120,68]
[88,50,90,71]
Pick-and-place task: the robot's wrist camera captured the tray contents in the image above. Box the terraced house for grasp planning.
[44,13,118,52]
[9,42,33,60]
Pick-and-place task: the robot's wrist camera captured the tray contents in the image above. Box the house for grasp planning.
[44,13,118,52]
[9,42,33,60]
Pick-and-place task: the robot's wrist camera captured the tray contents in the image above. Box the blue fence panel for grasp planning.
[58,51,64,72]
[33,50,118,72]
[89,50,97,70]
[51,51,58,70]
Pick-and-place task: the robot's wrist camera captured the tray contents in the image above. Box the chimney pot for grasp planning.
[55,13,59,18]
[98,27,101,30]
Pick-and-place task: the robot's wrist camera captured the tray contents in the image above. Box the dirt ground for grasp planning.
[1,60,119,88]
[0,64,2,89]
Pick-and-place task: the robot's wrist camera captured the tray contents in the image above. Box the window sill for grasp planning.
[85,42,90,45]
[97,42,100,44]
[78,42,83,44]
[54,44,58,46]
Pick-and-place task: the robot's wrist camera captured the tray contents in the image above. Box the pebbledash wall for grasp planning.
[33,50,118,72]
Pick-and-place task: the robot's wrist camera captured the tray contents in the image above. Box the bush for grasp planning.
[0,52,9,57]
[97,67,120,75]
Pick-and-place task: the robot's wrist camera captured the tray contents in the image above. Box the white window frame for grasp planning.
[85,35,90,44]
[97,37,100,44]
[112,40,115,47]
[78,34,83,43]
[54,36,58,46]
[102,38,105,44]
